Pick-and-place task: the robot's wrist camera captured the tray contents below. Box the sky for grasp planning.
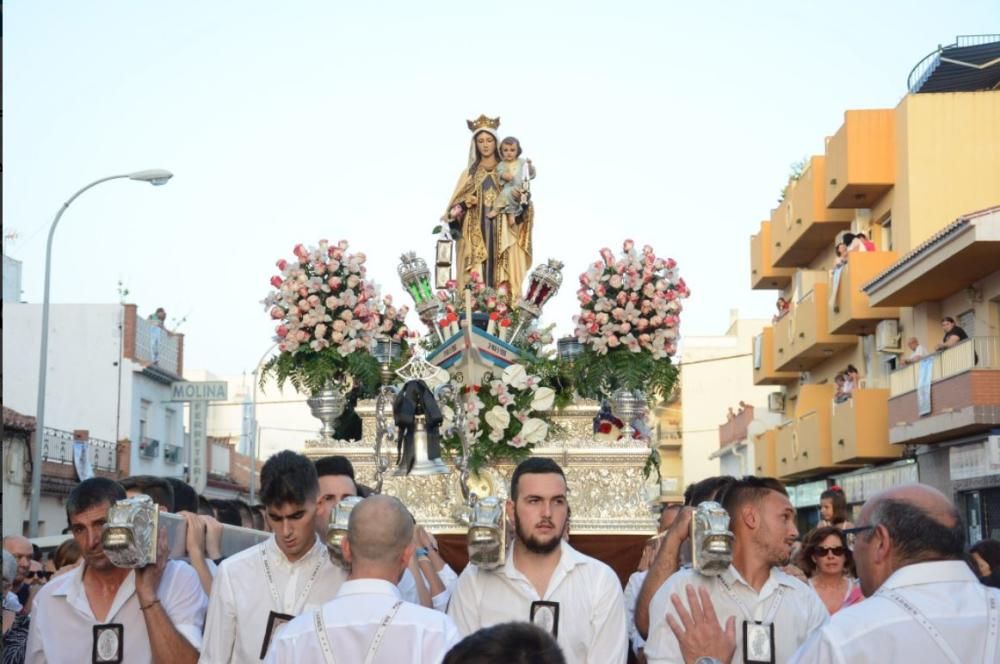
[5,1,998,378]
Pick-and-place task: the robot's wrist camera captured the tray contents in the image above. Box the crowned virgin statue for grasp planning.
[443,115,534,297]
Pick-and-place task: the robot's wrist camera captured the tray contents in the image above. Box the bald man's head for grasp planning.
[862,484,964,564]
[346,495,414,566]
[3,535,33,585]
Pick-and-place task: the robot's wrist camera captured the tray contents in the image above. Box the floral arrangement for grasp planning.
[261,240,381,394]
[440,364,557,471]
[571,240,689,400]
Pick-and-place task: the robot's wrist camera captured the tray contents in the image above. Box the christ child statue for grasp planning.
[488,136,536,221]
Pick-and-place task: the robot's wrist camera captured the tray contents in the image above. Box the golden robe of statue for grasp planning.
[443,115,533,298]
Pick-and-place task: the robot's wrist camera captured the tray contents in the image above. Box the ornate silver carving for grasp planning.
[103,494,159,567]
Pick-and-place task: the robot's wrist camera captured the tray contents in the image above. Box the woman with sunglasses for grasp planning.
[798,526,863,615]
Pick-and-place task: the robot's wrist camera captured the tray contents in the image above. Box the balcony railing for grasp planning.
[40,428,121,473]
[164,444,183,464]
[889,337,1000,397]
[139,436,160,458]
[134,317,181,375]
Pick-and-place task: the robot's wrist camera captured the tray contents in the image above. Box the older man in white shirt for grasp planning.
[201,451,347,663]
[25,477,207,664]
[265,495,460,664]
[788,484,1000,663]
[448,457,628,664]
[645,476,828,664]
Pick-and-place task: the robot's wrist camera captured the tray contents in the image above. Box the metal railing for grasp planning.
[889,336,1000,397]
[134,317,180,374]
[164,444,183,464]
[40,427,120,472]
[139,436,160,458]
[907,34,1000,92]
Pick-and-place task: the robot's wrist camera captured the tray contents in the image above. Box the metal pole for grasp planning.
[31,174,129,536]
[248,342,278,504]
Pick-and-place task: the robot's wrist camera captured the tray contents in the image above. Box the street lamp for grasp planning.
[30,170,173,537]
[248,342,278,504]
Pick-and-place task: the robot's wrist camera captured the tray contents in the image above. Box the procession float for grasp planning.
[260,115,691,562]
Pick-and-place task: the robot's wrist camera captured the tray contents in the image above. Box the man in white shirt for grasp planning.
[902,336,928,365]
[625,504,680,662]
[266,494,461,663]
[315,455,457,611]
[788,483,1000,663]
[201,450,348,663]
[645,476,828,664]
[25,477,207,664]
[448,457,629,663]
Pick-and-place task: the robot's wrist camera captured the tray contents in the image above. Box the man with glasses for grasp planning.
[667,483,1000,663]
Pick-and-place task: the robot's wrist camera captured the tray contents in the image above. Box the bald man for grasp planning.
[667,483,1000,663]
[2,536,33,614]
[265,496,460,663]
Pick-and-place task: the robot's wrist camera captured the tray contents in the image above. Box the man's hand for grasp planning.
[415,525,437,551]
[201,515,224,560]
[180,511,206,561]
[665,585,736,664]
[135,526,170,606]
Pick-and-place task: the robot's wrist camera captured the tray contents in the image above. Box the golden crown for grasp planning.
[466,114,500,132]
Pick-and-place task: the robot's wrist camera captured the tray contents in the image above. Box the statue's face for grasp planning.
[476,132,496,158]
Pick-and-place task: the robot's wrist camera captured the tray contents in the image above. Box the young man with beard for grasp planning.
[448,457,628,663]
[25,477,207,663]
[644,476,828,664]
[201,451,348,663]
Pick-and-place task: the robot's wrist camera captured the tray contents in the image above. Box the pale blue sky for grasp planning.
[4,2,998,376]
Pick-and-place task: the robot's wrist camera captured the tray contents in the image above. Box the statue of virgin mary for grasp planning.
[442,115,533,297]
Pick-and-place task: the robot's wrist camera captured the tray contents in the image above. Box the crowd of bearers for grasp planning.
[7,449,1000,663]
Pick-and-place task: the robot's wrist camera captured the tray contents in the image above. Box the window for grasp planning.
[165,409,176,447]
[139,399,152,441]
[879,214,892,251]
[958,310,976,337]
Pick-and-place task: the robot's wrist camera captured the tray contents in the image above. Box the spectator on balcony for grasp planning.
[902,337,928,365]
[935,316,970,351]
[773,296,790,323]
[832,241,849,270]
[847,231,875,252]
[843,365,860,395]
[149,307,167,364]
[833,373,849,403]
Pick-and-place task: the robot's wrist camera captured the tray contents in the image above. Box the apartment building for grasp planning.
[746,36,1000,535]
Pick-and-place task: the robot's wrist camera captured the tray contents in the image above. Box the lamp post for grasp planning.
[248,342,279,504]
[30,170,173,537]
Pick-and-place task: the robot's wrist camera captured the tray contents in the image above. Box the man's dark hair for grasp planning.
[718,476,787,519]
[510,457,566,501]
[971,539,1000,571]
[120,475,176,512]
[197,494,215,517]
[260,450,319,508]
[315,455,356,480]
[314,455,359,493]
[66,477,127,524]
[442,622,566,664]
[867,498,965,564]
[250,505,267,531]
[164,477,199,514]
[942,316,956,324]
[210,499,242,527]
[686,475,737,507]
[230,499,254,528]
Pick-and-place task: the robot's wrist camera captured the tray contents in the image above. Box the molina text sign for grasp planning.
[171,381,228,402]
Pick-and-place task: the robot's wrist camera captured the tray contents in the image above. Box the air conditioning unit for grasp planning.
[876,320,901,352]
[768,392,786,413]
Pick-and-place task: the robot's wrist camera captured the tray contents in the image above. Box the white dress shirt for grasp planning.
[645,564,828,664]
[200,535,347,664]
[789,561,1000,663]
[624,570,648,655]
[25,560,207,663]
[264,578,461,664]
[448,539,628,664]
[398,564,459,612]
